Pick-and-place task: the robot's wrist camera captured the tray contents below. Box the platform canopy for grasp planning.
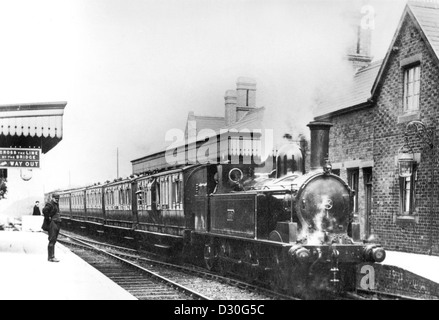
[0,102,67,154]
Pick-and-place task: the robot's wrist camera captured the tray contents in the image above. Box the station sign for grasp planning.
[0,148,41,168]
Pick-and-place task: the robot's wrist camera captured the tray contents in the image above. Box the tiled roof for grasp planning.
[372,2,439,97]
[188,107,265,136]
[193,115,225,134]
[315,2,439,120]
[225,107,265,131]
[313,60,382,119]
[409,1,439,60]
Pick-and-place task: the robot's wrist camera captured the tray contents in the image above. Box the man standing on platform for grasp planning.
[42,193,61,262]
[32,201,41,216]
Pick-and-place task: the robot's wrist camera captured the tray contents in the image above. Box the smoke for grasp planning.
[0,0,402,192]
[299,194,339,245]
[259,1,362,150]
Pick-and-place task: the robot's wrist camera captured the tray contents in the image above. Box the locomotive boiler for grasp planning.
[51,121,386,299]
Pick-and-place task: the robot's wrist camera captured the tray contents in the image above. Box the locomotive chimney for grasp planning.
[307,121,333,171]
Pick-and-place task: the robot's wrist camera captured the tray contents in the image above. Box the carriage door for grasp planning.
[364,168,373,238]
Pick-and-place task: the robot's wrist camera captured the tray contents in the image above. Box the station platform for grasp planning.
[0,231,137,300]
[384,250,439,284]
[362,250,439,299]
[2,228,438,300]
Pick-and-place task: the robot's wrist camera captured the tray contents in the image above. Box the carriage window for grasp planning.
[116,189,121,205]
[126,187,131,207]
[137,186,144,205]
[137,181,148,208]
[171,175,183,209]
[156,180,161,207]
[146,181,152,207]
[161,177,169,208]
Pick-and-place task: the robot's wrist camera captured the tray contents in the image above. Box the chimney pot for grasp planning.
[224,90,237,126]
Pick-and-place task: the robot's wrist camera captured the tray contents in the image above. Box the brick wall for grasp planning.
[328,108,375,238]
[372,16,439,255]
[327,15,439,255]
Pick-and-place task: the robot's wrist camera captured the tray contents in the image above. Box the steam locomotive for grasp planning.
[49,121,385,298]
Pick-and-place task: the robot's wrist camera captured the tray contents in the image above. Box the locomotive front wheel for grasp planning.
[203,244,217,271]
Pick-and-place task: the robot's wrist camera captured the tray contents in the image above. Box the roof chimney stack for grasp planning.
[346,1,374,71]
[236,77,256,122]
[224,90,237,126]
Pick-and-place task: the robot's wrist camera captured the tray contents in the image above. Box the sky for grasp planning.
[0,0,409,191]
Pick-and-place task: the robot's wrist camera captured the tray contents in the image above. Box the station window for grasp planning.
[400,165,417,215]
[403,64,420,113]
[347,168,359,213]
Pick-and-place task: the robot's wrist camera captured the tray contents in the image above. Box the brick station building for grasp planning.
[131,77,267,174]
[0,102,66,217]
[314,1,439,255]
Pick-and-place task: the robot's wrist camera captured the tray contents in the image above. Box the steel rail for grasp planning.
[59,232,211,300]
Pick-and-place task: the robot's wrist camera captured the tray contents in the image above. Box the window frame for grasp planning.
[403,63,421,113]
[347,168,359,214]
[399,164,417,215]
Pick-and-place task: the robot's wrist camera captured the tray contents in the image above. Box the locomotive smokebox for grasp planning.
[307,121,333,171]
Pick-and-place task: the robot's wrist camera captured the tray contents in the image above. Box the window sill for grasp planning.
[397,112,420,124]
[395,215,419,226]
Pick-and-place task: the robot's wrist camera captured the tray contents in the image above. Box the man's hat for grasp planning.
[52,193,60,199]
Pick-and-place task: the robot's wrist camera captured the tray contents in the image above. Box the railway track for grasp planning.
[59,231,417,301]
[58,231,298,300]
[58,233,210,300]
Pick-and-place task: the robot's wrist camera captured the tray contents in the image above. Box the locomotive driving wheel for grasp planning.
[203,243,217,271]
